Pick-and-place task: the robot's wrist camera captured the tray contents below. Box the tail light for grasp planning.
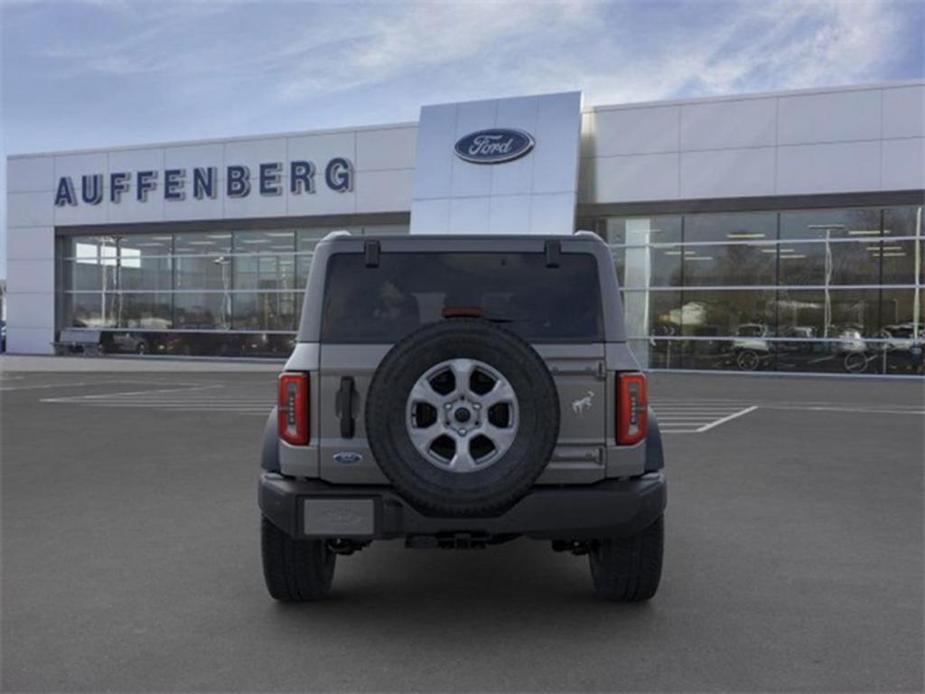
[616,372,647,445]
[278,372,309,445]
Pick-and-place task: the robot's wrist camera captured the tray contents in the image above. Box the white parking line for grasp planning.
[651,400,760,434]
[695,405,759,432]
[40,384,271,414]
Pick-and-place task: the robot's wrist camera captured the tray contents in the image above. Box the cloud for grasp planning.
[273,1,599,102]
[1,0,921,155]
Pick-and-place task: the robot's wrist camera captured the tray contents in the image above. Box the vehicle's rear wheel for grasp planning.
[843,352,868,373]
[589,515,664,602]
[736,349,760,371]
[261,517,336,601]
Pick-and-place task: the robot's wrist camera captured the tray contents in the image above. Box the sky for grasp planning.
[1,0,924,277]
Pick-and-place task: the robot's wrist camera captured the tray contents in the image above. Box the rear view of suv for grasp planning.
[259,232,666,601]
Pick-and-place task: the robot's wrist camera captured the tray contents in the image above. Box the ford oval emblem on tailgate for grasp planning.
[333,451,363,465]
[454,128,535,164]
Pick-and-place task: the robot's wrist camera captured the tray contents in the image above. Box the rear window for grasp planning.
[321,251,603,343]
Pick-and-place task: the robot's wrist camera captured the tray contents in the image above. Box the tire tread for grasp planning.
[261,517,335,601]
[590,516,663,602]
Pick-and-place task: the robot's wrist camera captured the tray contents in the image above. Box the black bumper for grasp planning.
[259,472,666,541]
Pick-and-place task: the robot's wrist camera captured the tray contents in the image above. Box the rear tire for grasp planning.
[736,349,760,371]
[261,517,336,601]
[589,516,664,602]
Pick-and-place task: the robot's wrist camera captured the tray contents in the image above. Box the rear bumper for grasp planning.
[259,472,666,541]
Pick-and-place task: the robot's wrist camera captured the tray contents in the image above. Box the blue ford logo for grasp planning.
[454,128,535,164]
[333,451,363,465]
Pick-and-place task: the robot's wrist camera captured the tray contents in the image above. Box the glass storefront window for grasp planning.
[602,216,681,246]
[119,293,173,329]
[883,206,922,238]
[174,293,231,330]
[63,235,119,261]
[777,240,882,285]
[60,260,116,292]
[174,231,232,255]
[680,243,776,286]
[683,212,777,243]
[777,288,881,339]
[233,292,298,331]
[234,254,295,290]
[119,257,172,291]
[780,208,882,240]
[679,290,777,337]
[174,255,232,290]
[64,293,118,329]
[56,224,411,352]
[234,230,294,254]
[648,291,682,337]
[119,234,173,257]
[596,205,922,374]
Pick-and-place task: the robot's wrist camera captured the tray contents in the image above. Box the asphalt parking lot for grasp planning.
[1,358,923,692]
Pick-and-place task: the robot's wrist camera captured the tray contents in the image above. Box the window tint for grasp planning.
[321,252,603,343]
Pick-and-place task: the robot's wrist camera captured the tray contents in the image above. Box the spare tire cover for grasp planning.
[365,319,559,517]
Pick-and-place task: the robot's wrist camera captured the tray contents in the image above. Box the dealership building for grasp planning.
[5,81,924,374]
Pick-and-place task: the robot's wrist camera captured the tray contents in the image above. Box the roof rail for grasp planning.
[323,229,352,241]
[573,230,598,238]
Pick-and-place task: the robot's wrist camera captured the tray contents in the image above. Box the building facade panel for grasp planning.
[8,191,55,227]
[409,103,456,201]
[487,194,531,234]
[6,290,55,330]
[6,258,54,295]
[777,88,883,145]
[7,327,55,355]
[680,97,777,150]
[5,226,54,261]
[776,140,882,194]
[355,126,417,171]
[355,168,414,213]
[587,105,680,157]
[531,91,582,195]
[882,85,925,139]
[491,96,540,196]
[589,152,681,203]
[6,156,53,193]
[881,138,925,191]
[680,147,776,199]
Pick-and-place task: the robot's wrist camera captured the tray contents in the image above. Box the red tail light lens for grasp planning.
[278,372,309,445]
[616,372,647,445]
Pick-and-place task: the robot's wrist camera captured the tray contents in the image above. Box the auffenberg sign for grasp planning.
[53,157,354,207]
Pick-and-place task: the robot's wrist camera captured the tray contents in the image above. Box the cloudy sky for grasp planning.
[1,0,923,274]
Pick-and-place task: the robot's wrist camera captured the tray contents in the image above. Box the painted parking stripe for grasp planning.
[695,405,759,432]
[651,401,760,434]
[40,384,271,414]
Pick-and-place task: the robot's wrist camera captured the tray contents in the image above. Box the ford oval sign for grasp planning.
[454,128,535,164]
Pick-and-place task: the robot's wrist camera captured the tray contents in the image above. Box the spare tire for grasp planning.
[365,319,559,517]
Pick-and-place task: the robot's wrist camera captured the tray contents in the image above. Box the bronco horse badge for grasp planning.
[571,390,594,415]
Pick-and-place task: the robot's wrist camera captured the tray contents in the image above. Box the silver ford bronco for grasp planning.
[259,232,666,601]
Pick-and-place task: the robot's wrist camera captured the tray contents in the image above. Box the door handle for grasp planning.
[336,377,356,439]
